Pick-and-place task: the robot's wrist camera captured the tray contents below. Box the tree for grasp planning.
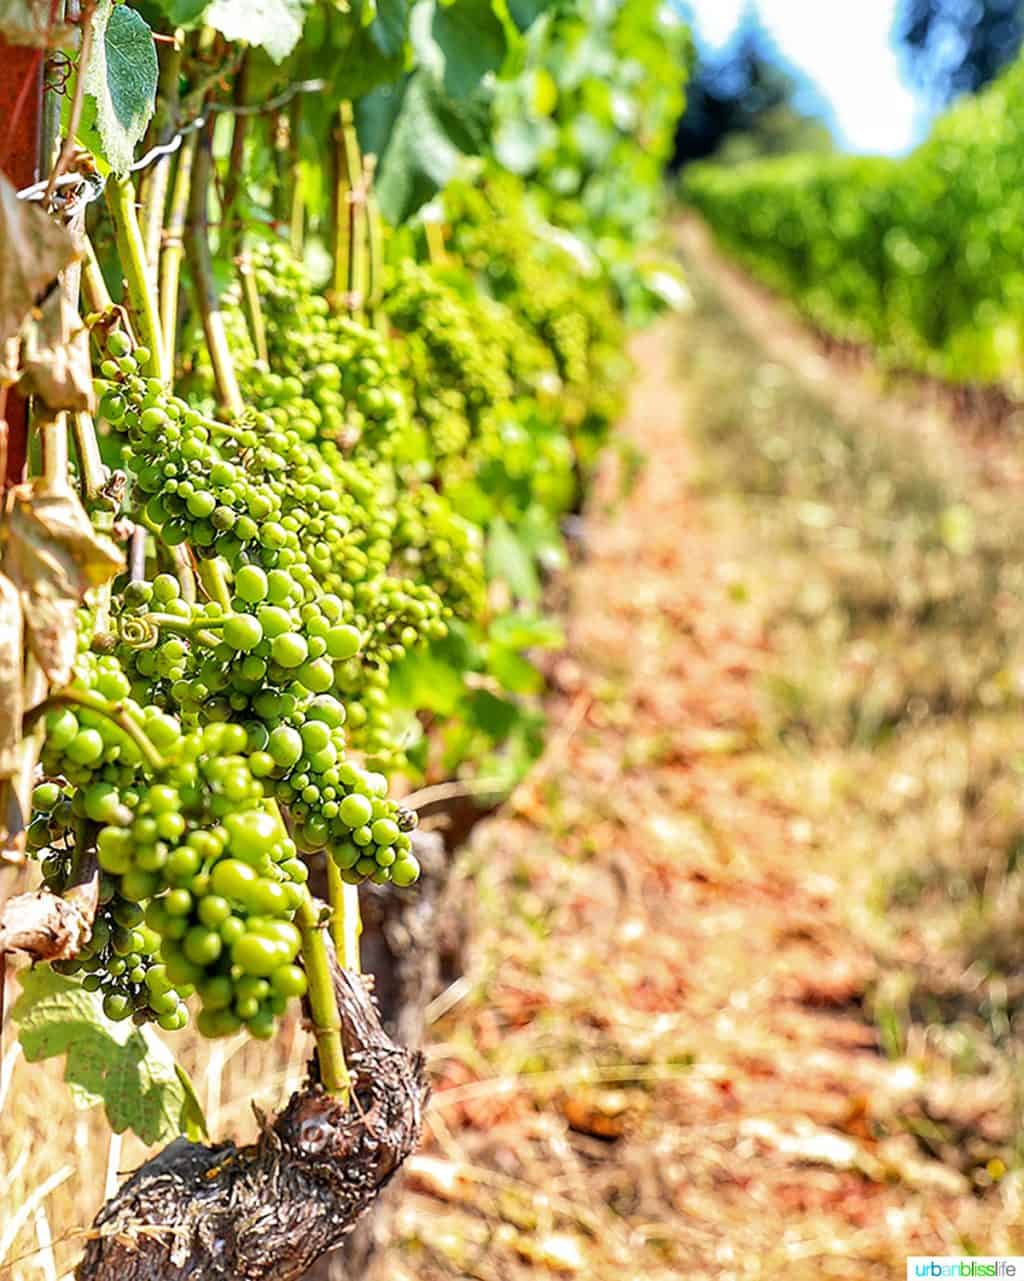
[894,0,1024,106]
[672,6,834,168]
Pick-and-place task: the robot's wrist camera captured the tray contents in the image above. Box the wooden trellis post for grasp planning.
[0,36,45,491]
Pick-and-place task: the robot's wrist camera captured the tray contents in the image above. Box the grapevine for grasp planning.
[0,0,688,1275]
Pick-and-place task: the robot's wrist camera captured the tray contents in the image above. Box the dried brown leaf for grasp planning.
[0,172,78,346]
[0,334,21,387]
[3,486,121,683]
[0,573,24,778]
[20,283,95,410]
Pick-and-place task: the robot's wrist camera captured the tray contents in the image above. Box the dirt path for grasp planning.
[372,248,1024,1280]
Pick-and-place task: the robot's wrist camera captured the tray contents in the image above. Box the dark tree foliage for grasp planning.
[672,6,834,169]
[894,0,1024,105]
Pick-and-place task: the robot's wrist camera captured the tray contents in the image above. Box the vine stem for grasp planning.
[159,129,197,374]
[288,92,304,258]
[42,0,94,209]
[364,154,384,332]
[295,889,351,1101]
[106,175,171,384]
[332,101,363,312]
[424,217,447,266]
[196,557,232,611]
[220,51,250,263]
[37,410,69,493]
[140,612,223,642]
[237,252,270,368]
[344,106,366,318]
[141,37,183,272]
[72,412,107,505]
[271,108,290,229]
[128,524,146,582]
[325,859,362,969]
[25,689,166,773]
[81,235,123,330]
[188,122,245,418]
[172,545,198,605]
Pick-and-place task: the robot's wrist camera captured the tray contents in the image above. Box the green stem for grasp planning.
[139,612,225,641]
[172,544,198,605]
[341,882,361,970]
[424,218,447,267]
[295,890,350,1100]
[325,859,362,970]
[27,689,166,773]
[221,52,250,264]
[142,38,183,271]
[364,154,384,332]
[237,252,270,368]
[343,106,365,318]
[288,93,304,259]
[196,557,232,611]
[106,176,170,384]
[271,109,289,229]
[159,130,198,375]
[81,236,116,318]
[71,412,107,504]
[332,102,362,312]
[325,856,343,954]
[188,123,244,418]
[37,410,69,493]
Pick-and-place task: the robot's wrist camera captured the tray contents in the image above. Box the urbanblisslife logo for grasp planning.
[908,1261,1022,1279]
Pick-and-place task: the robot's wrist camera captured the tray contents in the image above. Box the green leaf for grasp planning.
[12,966,208,1145]
[146,0,210,22]
[389,646,464,715]
[367,0,409,57]
[466,688,521,739]
[489,611,563,651]
[174,1063,210,1142]
[486,645,542,695]
[362,73,463,224]
[82,1,158,175]
[505,0,549,31]
[205,0,311,63]
[411,0,507,99]
[486,516,540,602]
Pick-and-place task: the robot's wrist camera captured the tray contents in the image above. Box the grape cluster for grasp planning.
[97,332,447,776]
[34,786,186,1030]
[382,260,516,465]
[96,725,309,1040]
[441,170,629,453]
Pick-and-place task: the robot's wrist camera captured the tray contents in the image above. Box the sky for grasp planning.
[685,0,927,155]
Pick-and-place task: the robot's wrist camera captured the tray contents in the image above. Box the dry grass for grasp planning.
[5,230,1024,1280]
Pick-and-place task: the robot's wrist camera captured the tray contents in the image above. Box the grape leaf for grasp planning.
[205,0,312,63]
[486,516,540,602]
[411,0,508,99]
[366,0,409,58]
[361,74,463,225]
[489,611,563,651]
[12,966,207,1145]
[506,0,550,32]
[147,0,211,22]
[83,0,159,175]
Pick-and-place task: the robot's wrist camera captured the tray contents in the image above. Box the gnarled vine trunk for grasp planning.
[303,811,485,1281]
[77,964,429,1281]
